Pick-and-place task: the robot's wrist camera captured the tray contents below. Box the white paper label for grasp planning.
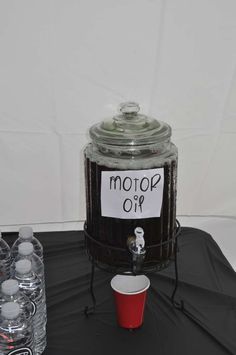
[101,168,164,219]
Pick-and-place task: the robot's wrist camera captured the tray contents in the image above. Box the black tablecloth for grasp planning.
[3,227,236,355]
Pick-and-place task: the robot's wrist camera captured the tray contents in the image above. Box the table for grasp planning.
[4,227,236,355]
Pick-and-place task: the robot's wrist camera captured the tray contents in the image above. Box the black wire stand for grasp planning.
[84,219,183,316]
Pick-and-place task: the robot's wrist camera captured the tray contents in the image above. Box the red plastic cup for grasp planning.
[111,274,150,329]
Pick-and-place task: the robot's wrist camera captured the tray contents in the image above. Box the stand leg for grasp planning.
[171,236,184,311]
[84,258,97,316]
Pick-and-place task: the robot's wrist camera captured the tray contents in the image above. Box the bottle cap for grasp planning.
[1,280,19,296]
[1,302,20,319]
[18,242,34,256]
[15,259,32,274]
[19,226,33,240]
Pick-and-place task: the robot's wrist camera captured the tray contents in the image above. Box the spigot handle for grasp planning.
[134,227,144,238]
[134,227,145,248]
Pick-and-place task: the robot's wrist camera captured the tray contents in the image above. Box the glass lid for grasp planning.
[89,102,171,146]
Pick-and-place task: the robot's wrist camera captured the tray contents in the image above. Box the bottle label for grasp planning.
[101,168,164,219]
[7,348,32,355]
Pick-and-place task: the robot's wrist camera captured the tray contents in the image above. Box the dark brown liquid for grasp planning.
[85,157,177,268]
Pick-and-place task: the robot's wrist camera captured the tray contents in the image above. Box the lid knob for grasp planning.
[119,102,140,115]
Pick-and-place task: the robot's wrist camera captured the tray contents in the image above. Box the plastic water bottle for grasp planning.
[11,226,43,261]
[13,260,46,355]
[0,231,11,282]
[11,242,45,284]
[0,279,35,322]
[11,242,46,321]
[0,301,35,355]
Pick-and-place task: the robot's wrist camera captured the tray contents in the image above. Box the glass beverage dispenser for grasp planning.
[84,102,178,271]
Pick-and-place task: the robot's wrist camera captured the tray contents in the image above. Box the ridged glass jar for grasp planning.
[84,102,178,270]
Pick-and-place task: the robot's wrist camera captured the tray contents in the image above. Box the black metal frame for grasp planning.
[84,220,182,316]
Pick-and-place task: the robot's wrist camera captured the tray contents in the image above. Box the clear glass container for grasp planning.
[84,102,178,270]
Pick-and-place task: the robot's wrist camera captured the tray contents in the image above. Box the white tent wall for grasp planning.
[0,1,236,233]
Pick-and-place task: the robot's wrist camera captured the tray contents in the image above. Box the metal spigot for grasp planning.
[127,227,146,273]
